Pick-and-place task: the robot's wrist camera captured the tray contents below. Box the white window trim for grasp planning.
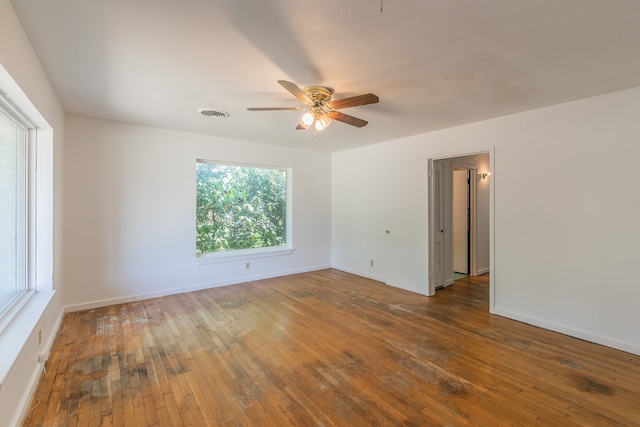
[194,246,295,266]
[0,291,33,338]
[0,64,54,392]
[0,101,30,319]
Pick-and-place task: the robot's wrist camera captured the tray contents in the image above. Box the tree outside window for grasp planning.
[196,161,288,254]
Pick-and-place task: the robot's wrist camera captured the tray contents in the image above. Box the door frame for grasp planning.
[428,148,495,313]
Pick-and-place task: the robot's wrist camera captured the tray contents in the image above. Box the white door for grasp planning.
[430,161,445,290]
[385,159,430,296]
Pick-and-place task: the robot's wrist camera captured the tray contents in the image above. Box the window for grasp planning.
[0,64,54,395]
[0,108,27,315]
[196,161,291,260]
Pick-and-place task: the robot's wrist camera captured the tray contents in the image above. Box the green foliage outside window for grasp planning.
[196,162,287,254]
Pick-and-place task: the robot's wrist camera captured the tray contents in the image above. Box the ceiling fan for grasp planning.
[248,80,379,132]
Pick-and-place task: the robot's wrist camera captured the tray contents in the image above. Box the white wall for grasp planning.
[63,116,332,309]
[0,1,65,426]
[332,87,640,355]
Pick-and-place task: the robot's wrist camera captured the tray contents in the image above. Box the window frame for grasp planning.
[194,159,294,266]
[0,64,55,400]
[0,104,32,326]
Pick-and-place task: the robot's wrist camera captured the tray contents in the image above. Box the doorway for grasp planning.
[428,153,490,294]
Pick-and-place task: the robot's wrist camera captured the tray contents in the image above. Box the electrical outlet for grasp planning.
[245,262,250,269]
[38,329,42,345]
[370,259,374,267]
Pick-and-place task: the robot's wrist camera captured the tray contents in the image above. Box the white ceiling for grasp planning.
[11,0,640,152]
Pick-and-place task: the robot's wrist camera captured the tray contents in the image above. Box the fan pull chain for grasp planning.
[381,0,383,12]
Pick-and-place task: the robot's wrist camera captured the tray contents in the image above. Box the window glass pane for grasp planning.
[196,162,287,254]
[0,109,27,314]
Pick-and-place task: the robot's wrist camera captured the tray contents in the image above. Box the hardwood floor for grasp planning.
[24,270,640,426]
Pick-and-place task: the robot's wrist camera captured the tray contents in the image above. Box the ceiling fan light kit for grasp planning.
[248,80,379,137]
[315,113,332,131]
[301,111,315,125]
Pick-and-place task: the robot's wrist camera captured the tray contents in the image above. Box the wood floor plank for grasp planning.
[22,269,640,426]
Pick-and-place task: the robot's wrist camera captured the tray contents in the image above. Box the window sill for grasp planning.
[194,246,295,266]
[0,290,55,392]
[0,291,31,338]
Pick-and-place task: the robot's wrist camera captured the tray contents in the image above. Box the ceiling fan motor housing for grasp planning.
[303,86,334,106]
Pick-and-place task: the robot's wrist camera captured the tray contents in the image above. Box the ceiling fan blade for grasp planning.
[247,107,304,111]
[296,120,309,130]
[278,80,314,106]
[327,111,368,128]
[327,93,379,110]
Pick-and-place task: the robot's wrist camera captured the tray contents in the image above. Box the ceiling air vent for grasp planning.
[197,108,230,118]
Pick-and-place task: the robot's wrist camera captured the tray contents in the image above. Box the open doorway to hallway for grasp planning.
[429,153,491,292]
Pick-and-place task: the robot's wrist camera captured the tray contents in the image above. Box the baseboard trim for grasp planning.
[64,265,332,313]
[476,267,490,275]
[492,306,640,356]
